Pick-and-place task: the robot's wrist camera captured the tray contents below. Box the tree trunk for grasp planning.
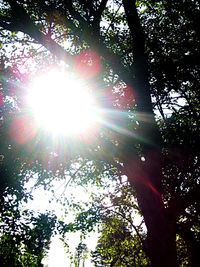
[125,154,177,267]
[122,1,178,266]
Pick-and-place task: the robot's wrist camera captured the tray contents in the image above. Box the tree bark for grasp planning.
[122,1,178,266]
[125,155,177,267]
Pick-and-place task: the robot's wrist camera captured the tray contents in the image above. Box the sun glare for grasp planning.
[27,69,99,136]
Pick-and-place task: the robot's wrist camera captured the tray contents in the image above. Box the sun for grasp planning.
[26,69,99,136]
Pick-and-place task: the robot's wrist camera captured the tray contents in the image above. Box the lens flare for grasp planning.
[26,69,99,136]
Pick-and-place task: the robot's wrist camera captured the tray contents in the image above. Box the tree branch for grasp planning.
[96,0,108,19]
[4,0,75,65]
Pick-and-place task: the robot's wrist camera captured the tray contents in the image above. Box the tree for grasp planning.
[0,201,56,267]
[91,216,149,267]
[67,179,149,266]
[0,1,199,266]
[74,242,88,267]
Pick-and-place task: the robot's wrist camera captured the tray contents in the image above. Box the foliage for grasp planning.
[0,204,56,266]
[0,0,199,266]
[91,216,149,267]
[74,241,88,267]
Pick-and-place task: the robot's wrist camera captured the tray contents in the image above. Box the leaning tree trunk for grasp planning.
[122,1,178,266]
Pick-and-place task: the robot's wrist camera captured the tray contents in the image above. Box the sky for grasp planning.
[25,179,99,267]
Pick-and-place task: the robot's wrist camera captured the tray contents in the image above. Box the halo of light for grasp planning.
[26,69,99,136]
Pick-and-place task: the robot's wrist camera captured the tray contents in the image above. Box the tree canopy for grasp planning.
[0,1,199,266]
